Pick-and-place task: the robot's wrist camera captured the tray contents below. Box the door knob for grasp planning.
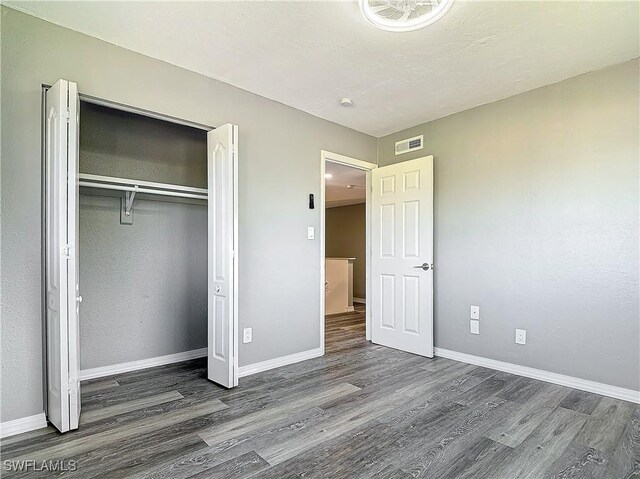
[76,296,83,303]
[413,263,430,271]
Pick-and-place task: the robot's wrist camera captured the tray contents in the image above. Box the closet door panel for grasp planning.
[207,123,238,388]
[45,79,81,432]
[67,81,81,430]
[45,79,69,433]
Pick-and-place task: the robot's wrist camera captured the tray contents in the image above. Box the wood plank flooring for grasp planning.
[2,305,638,478]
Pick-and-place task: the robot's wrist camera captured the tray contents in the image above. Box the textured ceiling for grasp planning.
[326,162,366,208]
[7,1,639,137]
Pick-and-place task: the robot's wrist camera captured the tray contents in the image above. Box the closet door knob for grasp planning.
[215,286,221,293]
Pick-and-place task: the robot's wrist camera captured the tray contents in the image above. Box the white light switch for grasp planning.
[515,329,526,345]
[243,328,252,344]
[307,227,315,240]
[470,320,480,335]
[470,305,480,320]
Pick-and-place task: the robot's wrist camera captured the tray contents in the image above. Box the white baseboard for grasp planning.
[238,347,324,378]
[353,297,366,304]
[434,347,640,404]
[80,348,208,381]
[0,413,47,439]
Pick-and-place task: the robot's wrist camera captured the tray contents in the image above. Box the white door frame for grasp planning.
[320,150,377,351]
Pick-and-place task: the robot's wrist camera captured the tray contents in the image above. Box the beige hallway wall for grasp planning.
[326,203,366,300]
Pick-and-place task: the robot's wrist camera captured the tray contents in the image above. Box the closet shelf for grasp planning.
[78,173,208,200]
[78,173,207,223]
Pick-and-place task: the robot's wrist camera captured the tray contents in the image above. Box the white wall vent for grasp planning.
[395,135,423,156]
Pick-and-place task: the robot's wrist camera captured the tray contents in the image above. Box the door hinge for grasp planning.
[63,244,74,259]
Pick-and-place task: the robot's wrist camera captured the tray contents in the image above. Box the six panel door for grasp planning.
[371,156,434,357]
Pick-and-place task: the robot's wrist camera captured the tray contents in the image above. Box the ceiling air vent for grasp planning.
[395,135,423,156]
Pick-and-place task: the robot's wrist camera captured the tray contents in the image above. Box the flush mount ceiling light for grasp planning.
[360,0,453,32]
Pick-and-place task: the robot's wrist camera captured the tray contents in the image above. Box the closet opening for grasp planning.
[42,80,238,433]
[77,101,209,379]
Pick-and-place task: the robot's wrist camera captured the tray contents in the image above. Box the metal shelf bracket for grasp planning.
[125,186,138,216]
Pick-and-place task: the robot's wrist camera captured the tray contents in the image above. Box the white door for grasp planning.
[45,79,81,432]
[207,124,238,388]
[371,156,434,357]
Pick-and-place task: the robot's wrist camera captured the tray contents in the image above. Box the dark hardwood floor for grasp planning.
[2,304,638,478]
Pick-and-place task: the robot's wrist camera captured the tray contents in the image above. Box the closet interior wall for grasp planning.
[78,102,208,370]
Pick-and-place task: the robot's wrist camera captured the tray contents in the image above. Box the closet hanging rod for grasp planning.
[78,173,207,196]
[78,181,207,200]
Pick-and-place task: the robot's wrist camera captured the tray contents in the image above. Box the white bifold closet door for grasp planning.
[207,124,239,388]
[45,79,81,432]
[45,79,239,433]
[371,156,434,357]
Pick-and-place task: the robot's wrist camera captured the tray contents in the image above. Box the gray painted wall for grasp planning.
[79,102,208,370]
[326,204,366,299]
[378,59,640,391]
[0,7,377,422]
[79,102,208,187]
[79,195,207,369]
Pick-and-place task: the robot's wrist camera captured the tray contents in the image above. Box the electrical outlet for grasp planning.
[470,305,480,320]
[470,320,480,335]
[243,328,252,344]
[515,329,526,345]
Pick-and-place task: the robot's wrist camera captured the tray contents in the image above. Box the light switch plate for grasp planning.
[515,329,526,345]
[243,328,252,344]
[470,320,480,335]
[307,226,315,240]
[470,305,480,320]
